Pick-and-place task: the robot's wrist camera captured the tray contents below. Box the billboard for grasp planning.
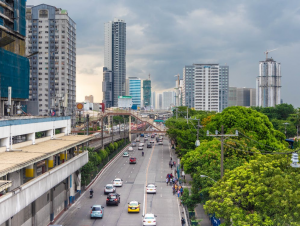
[118,96,133,108]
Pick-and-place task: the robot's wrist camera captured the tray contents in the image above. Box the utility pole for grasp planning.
[86,114,89,135]
[101,116,104,150]
[207,125,238,179]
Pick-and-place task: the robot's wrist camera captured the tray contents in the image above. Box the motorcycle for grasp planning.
[90,190,93,198]
[142,151,144,157]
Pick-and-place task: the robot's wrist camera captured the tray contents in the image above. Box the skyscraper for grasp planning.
[219,66,229,111]
[182,65,194,108]
[127,77,141,109]
[0,0,29,116]
[158,94,163,110]
[25,4,76,122]
[228,87,256,107]
[103,18,126,107]
[151,91,156,109]
[162,91,174,110]
[256,57,281,107]
[194,64,219,112]
[143,79,151,108]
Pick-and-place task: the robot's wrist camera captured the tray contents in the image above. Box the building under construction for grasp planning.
[256,56,281,107]
[143,77,151,108]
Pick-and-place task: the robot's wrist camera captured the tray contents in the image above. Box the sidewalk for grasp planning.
[169,145,211,226]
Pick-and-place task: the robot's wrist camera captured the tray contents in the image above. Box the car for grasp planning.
[146,184,157,194]
[156,137,160,141]
[151,134,155,138]
[128,147,133,152]
[140,142,145,147]
[106,193,120,206]
[142,213,157,225]
[150,140,155,144]
[104,184,116,195]
[147,143,152,148]
[140,134,144,137]
[132,142,137,147]
[113,178,123,187]
[138,145,143,150]
[136,138,140,142]
[128,200,141,213]
[144,137,148,142]
[123,152,129,157]
[158,141,163,145]
[129,157,136,164]
[90,205,104,219]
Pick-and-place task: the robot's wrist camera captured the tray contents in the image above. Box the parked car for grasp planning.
[106,193,120,206]
[147,143,152,148]
[90,205,104,219]
[129,157,137,164]
[104,184,116,195]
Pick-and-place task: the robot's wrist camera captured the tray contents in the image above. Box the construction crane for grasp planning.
[264,49,277,60]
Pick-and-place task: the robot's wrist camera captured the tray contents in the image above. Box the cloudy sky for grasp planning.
[28,0,300,106]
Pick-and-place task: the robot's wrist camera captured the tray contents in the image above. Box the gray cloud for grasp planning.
[27,0,300,106]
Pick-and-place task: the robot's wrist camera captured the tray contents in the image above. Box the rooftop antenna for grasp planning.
[264,49,277,60]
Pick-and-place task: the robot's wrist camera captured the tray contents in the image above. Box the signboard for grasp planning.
[76,103,84,111]
[118,96,133,108]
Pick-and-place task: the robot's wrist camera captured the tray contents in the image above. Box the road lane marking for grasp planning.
[144,143,155,214]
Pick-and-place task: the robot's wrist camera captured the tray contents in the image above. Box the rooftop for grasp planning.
[0,135,92,177]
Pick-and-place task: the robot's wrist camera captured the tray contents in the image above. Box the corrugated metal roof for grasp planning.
[0,135,92,177]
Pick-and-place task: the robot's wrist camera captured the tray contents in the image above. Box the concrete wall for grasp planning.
[35,192,50,226]
[0,152,88,225]
[53,182,65,219]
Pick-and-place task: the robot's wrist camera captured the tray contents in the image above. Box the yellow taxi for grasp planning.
[128,201,140,213]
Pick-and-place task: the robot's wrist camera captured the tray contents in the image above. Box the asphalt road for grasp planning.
[57,136,181,226]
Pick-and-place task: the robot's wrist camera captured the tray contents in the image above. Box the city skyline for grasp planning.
[27,0,300,107]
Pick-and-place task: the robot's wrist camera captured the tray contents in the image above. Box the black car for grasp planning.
[147,143,152,148]
[106,193,120,206]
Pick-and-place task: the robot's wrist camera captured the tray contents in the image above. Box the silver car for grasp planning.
[104,184,116,195]
[132,142,137,147]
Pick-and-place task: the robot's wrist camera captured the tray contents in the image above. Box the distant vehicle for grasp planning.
[142,213,157,226]
[132,142,137,147]
[106,193,120,206]
[104,184,116,195]
[128,201,141,213]
[113,178,123,187]
[144,137,148,141]
[138,144,143,150]
[146,184,157,194]
[123,152,129,157]
[90,205,104,219]
[140,134,144,137]
[136,138,140,142]
[129,157,137,164]
[151,134,155,138]
[140,142,145,147]
[128,147,133,152]
[150,140,155,144]
[147,143,152,148]
[158,141,163,145]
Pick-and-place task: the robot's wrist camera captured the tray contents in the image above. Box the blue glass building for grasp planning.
[128,77,141,109]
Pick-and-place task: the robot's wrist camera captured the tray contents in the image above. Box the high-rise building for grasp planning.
[85,95,94,103]
[219,66,229,111]
[158,93,163,110]
[103,18,126,107]
[182,65,194,108]
[0,0,29,116]
[256,57,281,107]
[228,87,256,107]
[162,91,174,110]
[143,79,151,108]
[151,91,156,109]
[25,4,76,122]
[194,64,219,112]
[127,77,141,109]
[102,67,113,108]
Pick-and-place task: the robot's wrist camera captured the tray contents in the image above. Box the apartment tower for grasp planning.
[103,18,126,107]
[219,65,229,111]
[25,4,76,123]
[182,65,194,108]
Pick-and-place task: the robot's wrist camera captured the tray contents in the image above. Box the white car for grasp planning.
[140,142,145,147]
[146,184,157,194]
[136,138,140,142]
[123,152,129,157]
[158,141,163,145]
[143,213,157,226]
[150,140,154,144]
[128,147,133,152]
[113,178,123,187]
[138,145,143,150]
[104,184,116,195]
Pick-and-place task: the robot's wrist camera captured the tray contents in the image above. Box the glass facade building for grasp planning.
[128,77,141,109]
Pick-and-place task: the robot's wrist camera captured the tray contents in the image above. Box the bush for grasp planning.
[114,142,118,150]
[109,143,114,151]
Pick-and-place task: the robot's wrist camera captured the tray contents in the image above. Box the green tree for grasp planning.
[114,142,119,150]
[109,143,115,151]
[204,155,300,226]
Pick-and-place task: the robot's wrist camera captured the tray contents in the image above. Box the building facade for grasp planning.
[127,77,141,109]
[182,65,194,108]
[228,87,256,107]
[85,95,93,103]
[102,67,113,108]
[256,57,281,107]
[25,4,76,122]
[103,18,126,107]
[151,91,156,109]
[143,79,151,108]
[194,64,219,112]
[219,66,229,111]
[162,91,174,110]
[0,0,29,116]
[158,93,163,110]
